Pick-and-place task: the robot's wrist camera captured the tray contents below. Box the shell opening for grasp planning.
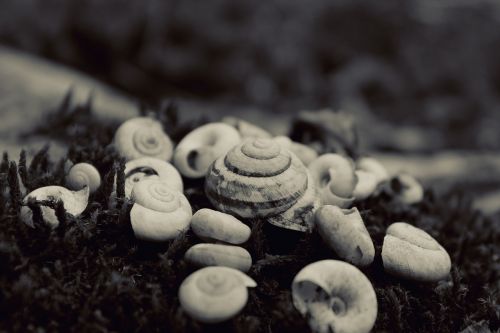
[187,147,214,173]
[330,297,347,316]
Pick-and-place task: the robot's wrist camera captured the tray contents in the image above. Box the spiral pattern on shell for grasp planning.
[66,163,101,193]
[179,266,256,323]
[129,179,192,241]
[205,138,309,219]
[114,117,173,161]
[132,180,180,212]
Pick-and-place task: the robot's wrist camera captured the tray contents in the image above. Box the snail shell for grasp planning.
[190,208,251,245]
[382,222,451,282]
[357,157,389,185]
[20,186,89,227]
[130,179,192,241]
[66,162,101,194]
[308,154,357,208]
[222,116,272,139]
[173,122,241,178]
[114,117,173,161]
[315,206,374,267]
[205,138,319,232]
[179,266,256,323]
[388,174,424,205]
[352,170,378,200]
[273,136,318,166]
[121,157,183,198]
[292,260,377,333]
[184,243,252,272]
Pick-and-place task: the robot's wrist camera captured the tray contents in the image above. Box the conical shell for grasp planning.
[292,260,377,333]
[66,162,101,193]
[114,117,173,161]
[205,138,318,231]
[20,186,89,227]
[130,179,192,241]
[267,170,320,232]
[179,266,256,323]
[173,122,241,178]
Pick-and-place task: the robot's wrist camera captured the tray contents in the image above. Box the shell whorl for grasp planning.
[205,138,308,218]
[178,266,256,323]
[66,163,101,193]
[114,117,173,161]
[131,180,180,212]
[195,269,239,296]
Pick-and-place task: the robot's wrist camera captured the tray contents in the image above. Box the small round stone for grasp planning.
[185,243,252,272]
[190,209,251,245]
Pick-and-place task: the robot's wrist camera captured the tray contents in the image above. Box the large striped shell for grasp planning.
[114,117,173,161]
[205,138,319,232]
[130,179,192,241]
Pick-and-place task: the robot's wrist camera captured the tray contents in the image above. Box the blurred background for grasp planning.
[0,0,499,212]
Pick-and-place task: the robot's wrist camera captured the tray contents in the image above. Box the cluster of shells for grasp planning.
[20,116,451,333]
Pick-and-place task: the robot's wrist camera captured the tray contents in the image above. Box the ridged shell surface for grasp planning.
[205,138,308,219]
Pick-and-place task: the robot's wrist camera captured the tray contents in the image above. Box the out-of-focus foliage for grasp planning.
[0,0,500,149]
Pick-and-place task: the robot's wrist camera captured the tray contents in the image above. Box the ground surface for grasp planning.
[0,49,498,332]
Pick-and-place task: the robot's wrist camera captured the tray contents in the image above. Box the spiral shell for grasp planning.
[292,260,377,333]
[308,154,357,208]
[66,162,101,193]
[387,174,424,205]
[173,122,241,178]
[114,117,173,161]
[130,179,192,241]
[185,243,252,272]
[20,186,89,227]
[205,138,319,231]
[382,222,451,282]
[121,157,183,198]
[315,206,374,267]
[179,266,256,323]
[222,116,272,139]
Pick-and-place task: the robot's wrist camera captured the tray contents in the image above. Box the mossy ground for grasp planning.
[0,97,498,333]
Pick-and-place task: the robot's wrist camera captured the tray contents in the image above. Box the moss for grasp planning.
[0,100,498,332]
